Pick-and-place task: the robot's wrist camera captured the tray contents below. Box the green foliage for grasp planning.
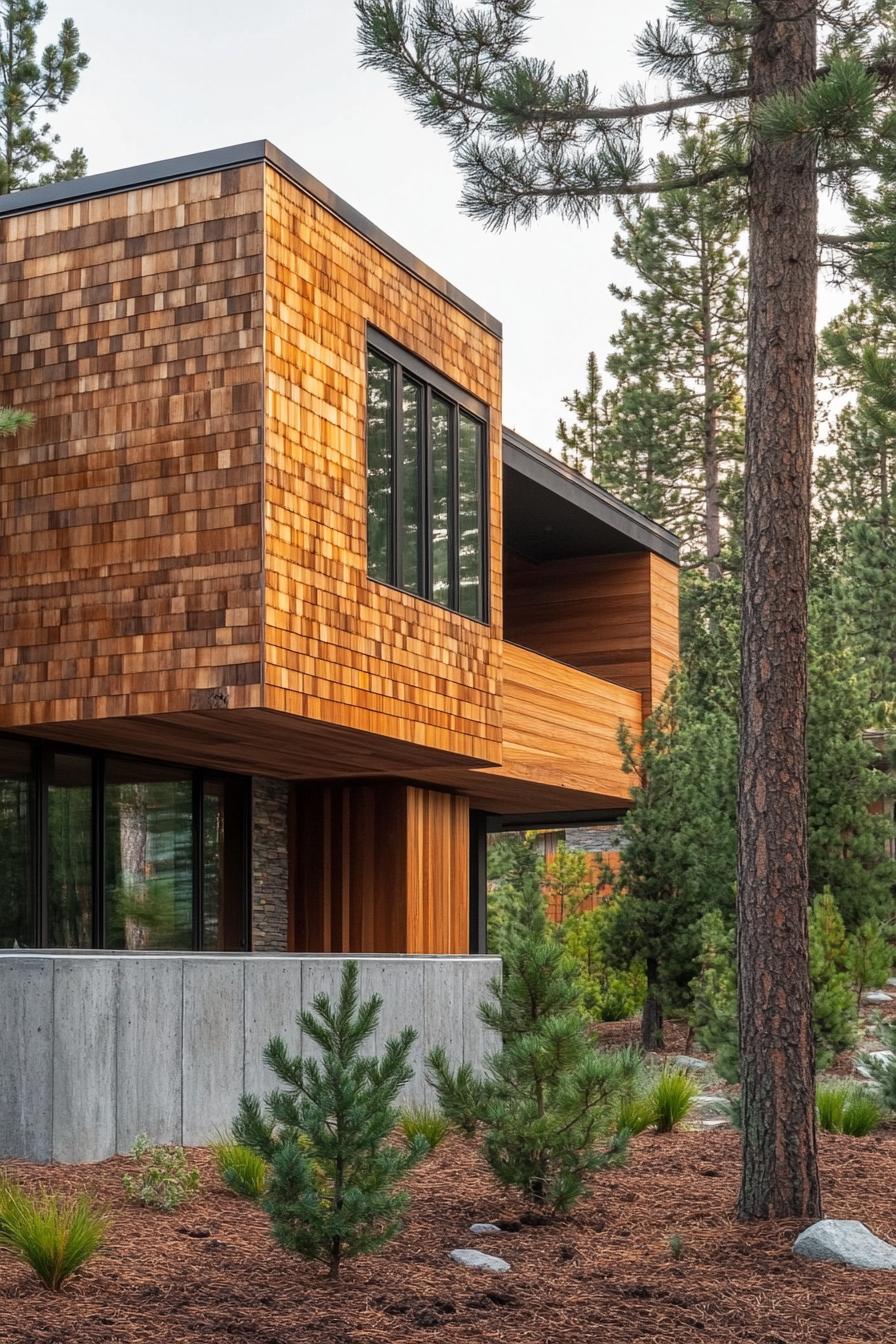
[233,960,426,1279]
[602,673,738,1045]
[122,1134,201,1212]
[209,1135,268,1201]
[816,1080,883,1137]
[689,911,739,1083]
[543,841,594,926]
[398,1106,451,1151]
[669,1233,684,1260]
[0,1182,107,1289]
[649,1068,699,1135]
[563,903,647,1022]
[849,920,893,1012]
[487,830,545,963]
[0,407,33,436]
[809,890,859,1069]
[428,893,639,1213]
[0,0,90,194]
[860,1017,896,1113]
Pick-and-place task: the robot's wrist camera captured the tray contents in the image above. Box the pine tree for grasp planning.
[487,829,545,961]
[358,0,896,1215]
[689,910,740,1084]
[233,960,426,1279]
[807,603,896,927]
[556,351,605,477]
[563,901,647,1023]
[808,890,858,1069]
[848,920,892,1013]
[428,871,638,1213]
[0,0,89,194]
[542,841,594,926]
[602,673,738,1050]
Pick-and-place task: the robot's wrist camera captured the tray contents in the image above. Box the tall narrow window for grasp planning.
[430,396,452,608]
[47,751,93,948]
[0,740,33,947]
[104,760,194,951]
[365,336,488,619]
[458,412,485,620]
[366,353,394,584]
[202,775,247,951]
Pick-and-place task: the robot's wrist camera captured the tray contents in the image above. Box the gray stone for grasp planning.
[450,1249,510,1273]
[672,1055,710,1072]
[863,989,893,1004]
[52,957,118,1162]
[794,1220,896,1270]
[855,1049,895,1081]
[886,978,896,989]
[470,1223,503,1235]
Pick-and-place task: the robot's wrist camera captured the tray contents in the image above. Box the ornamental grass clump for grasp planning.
[428,879,639,1214]
[0,1182,108,1290]
[234,960,427,1280]
[210,1134,268,1200]
[398,1106,451,1151]
[816,1080,883,1137]
[649,1067,699,1134]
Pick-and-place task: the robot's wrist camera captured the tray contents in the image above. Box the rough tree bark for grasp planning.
[737,2,822,1220]
[641,955,663,1051]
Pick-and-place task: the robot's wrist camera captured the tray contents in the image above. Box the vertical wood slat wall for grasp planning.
[292,782,470,955]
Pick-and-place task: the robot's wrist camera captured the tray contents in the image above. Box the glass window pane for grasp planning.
[458,414,484,619]
[202,777,246,951]
[104,759,194,950]
[366,352,394,583]
[401,378,422,593]
[431,396,452,608]
[0,740,34,947]
[47,752,93,948]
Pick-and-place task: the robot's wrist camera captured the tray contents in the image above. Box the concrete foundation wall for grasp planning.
[0,953,500,1163]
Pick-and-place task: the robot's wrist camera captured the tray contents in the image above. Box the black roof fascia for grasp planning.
[502,427,680,565]
[0,140,502,340]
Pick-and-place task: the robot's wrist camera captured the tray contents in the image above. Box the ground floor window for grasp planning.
[0,735,249,951]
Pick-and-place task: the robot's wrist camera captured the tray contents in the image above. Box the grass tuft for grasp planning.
[817,1080,883,1136]
[0,1182,108,1290]
[398,1106,451,1150]
[209,1134,268,1200]
[649,1068,699,1134]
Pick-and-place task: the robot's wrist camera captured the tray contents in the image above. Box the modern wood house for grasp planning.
[0,142,678,1161]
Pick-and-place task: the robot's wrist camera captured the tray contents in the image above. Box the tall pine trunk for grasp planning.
[737,2,821,1220]
[641,956,663,1051]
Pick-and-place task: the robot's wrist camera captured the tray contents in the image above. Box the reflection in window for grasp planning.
[104,760,193,951]
[366,353,393,584]
[431,396,451,608]
[0,740,33,947]
[202,776,246,951]
[365,341,487,619]
[48,752,93,948]
[401,378,422,593]
[458,413,484,620]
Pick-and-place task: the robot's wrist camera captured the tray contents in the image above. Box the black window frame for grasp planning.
[364,328,490,623]
[0,732,252,952]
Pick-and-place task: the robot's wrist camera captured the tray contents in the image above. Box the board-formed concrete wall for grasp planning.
[0,953,500,1164]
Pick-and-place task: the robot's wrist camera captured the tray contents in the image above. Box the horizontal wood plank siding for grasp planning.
[0,166,266,726]
[262,165,503,767]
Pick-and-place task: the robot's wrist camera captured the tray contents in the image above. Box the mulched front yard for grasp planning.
[2,1129,895,1343]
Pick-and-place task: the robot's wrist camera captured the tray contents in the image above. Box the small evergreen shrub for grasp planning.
[428,884,639,1214]
[210,1135,268,1200]
[0,1183,108,1290]
[398,1106,451,1150]
[859,1017,896,1113]
[848,920,892,1012]
[648,1068,698,1134]
[234,960,427,1279]
[816,1080,883,1136]
[122,1135,201,1211]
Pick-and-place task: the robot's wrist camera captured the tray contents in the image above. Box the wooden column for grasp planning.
[291,781,470,954]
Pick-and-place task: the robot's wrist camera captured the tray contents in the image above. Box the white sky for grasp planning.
[54,0,850,448]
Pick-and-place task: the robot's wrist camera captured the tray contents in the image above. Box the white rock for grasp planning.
[672,1055,710,1072]
[855,1049,895,1080]
[469,1223,502,1235]
[451,1248,510,1273]
[886,978,896,989]
[863,990,893,1004]
[794,1220,896,1270]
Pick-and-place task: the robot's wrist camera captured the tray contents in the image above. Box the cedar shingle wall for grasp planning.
[0,166,266,726]
[262,166,504,766]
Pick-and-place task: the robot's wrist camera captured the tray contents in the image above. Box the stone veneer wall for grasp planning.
[251,777,290,950]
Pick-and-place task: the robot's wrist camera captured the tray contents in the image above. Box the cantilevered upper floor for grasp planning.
[0,141,678,820]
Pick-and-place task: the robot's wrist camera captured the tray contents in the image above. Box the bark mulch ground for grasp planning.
[2,1130,896,1343]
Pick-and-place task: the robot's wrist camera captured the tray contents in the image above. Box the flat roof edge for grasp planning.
[0,140,503,340]
[502,426,680,564]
